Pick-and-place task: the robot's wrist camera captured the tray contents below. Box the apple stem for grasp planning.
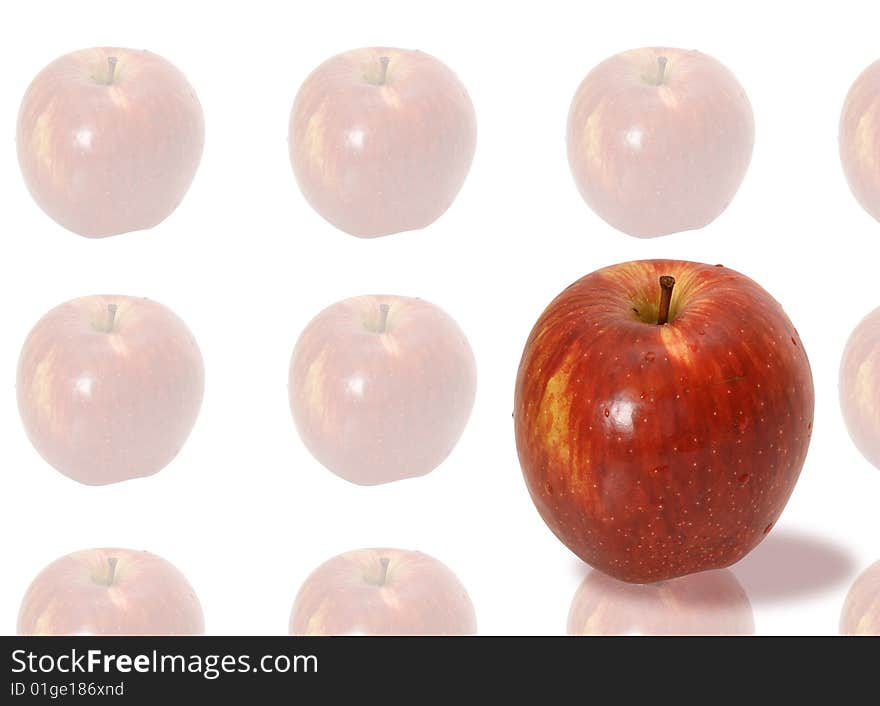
[377,557,390,585]
[656,56,668,86]
[105,557,118,586]
[377,303,390,333]
[377,56,390,85]
[106,56,118,86]
[105,303,118,332]
[657,276,675,325]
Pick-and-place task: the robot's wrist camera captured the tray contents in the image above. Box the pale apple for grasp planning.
[840,59,880,223]
[289,47,476,237]
[567,569,754,635]
[840,308,880,470]
[289,548,476,635]
[17,47,204,237]
[567,47,754,237]
[840,560,880,635]
[18,548,204,635]
[289,295,476,485]
[17,295,204,485]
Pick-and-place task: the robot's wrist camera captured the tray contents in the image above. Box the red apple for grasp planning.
[840,560,880,635]
[289,295,476,485]
[289,47,476,237]
[17,47,204,237]
[567,47,754,237]
[17,548,204,635]
[17,295,204,485]
[514,260,814,582]
[289,548,476,635]
[567,568,754,635]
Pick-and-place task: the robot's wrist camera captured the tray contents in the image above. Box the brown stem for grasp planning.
[377,56,390,85]
[106,56,118,86]
[377,303,390,333]
[657,276,675,325]
[656,56,668,86]
[377,557,390,585]
[105,557,119,586]
[105,303,118,332]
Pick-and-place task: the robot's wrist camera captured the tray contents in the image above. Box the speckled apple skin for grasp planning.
[289,47,476,237]
[17,47,204,237]
[840,560,880,635]
[840,60,880,223]
[567,47,754,238]
[17,295,204,485]
[567,568,754,635]
[514,260,814,583]
[289,295,476,485]
[289,548,476,635]
[18,548,204,636]
[839,307,880,469]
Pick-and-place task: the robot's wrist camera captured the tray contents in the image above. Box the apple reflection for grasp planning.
[567,568,754,635]
[840,560,880,635]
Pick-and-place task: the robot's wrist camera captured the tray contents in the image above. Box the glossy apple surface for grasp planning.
[289,295,476,485]
[17,47,204,237]
[289,47,476,237]
[840,60,880,223]
[839,306,880,468]
[568,568,753,635]
[567,47,754,237]
[17,295,204,485]
[289,548,476,635]
[18,548,204,635]
[840,560,880,635]
[514,260,814,582]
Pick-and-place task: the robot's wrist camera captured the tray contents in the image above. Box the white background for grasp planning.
[2,0,879,636]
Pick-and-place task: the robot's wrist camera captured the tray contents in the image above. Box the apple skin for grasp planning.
[289,47,476,237]
[840,60,880,223]
[840,560,880,635]
[289,295,476,485]
[514,260,814,583]
[289,548,476,635]
[567,568,754,635]
[839,306,880,469]
[567,47,754,237]
[17,548,204,635]
[17,295,204,485]
[17,47,204,237]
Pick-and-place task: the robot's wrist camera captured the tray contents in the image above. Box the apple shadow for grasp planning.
[731,530,856,605]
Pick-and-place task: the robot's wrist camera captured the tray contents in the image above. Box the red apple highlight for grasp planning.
[18,548,204,635]
[567,568,754,635]
[840,560,880,635]
[289,47,476,237]
[840,59,880,223]
[289,295,476,485]
[17,47,204,237]
[17,295,204,485]
[289,548,476,635]
[567,47,754,237]
[839,306,880,469]
[514,260,814,582]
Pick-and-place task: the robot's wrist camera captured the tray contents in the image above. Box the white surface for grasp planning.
[1,0,878,636]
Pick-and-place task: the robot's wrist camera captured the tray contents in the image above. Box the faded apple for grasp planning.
[840,560,880,635]
[18,548,204,635]
[567,47,754,237]
[840,59,880,223]
[289,548,476,635]
[514,260,814,582]
[17,295,204,485]
[289,295,476,485]
[17,47,204,237]
[289,47,476,237]
[839,306,880,469]
[567,568,754,635]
